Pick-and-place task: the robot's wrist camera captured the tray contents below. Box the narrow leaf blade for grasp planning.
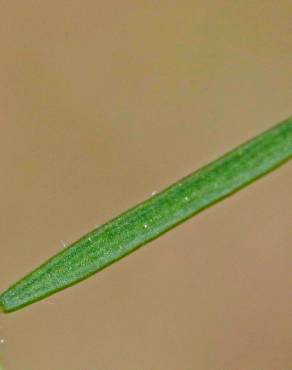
[0,117,291,312]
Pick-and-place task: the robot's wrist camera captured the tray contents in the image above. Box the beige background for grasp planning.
[0,1,291,370]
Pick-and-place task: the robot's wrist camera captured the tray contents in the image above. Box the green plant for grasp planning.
[0,117,291,313]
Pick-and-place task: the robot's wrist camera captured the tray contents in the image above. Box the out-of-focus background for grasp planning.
[0,1,291,369]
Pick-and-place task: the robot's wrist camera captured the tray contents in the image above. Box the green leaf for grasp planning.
[0,117,291,313]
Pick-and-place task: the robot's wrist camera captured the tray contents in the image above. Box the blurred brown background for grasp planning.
[0,1,291,370]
